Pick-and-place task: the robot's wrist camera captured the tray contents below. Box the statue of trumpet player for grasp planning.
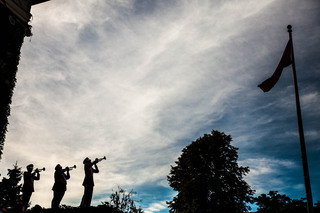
[80,157,104,207]
[51,164,71,209]
[22,164,41,212]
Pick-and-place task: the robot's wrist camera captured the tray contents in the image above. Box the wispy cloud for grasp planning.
[1,0,319,212]
[241,158,298,194]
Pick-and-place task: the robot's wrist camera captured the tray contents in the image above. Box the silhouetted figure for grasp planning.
[22,164,40,212]
[80,157,99,207]
[51,164,70,209]
[31,204,43,213]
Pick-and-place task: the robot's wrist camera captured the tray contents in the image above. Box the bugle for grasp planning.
[37,167,46,172]
[65,165,76,171]
[33,167,45,175]
[93,156,106,164]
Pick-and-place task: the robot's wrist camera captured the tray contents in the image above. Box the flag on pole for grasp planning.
[258,40,292,92]
[258,25,314,213]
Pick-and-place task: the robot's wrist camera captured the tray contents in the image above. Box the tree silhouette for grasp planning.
[252,190,320,213]
[101,186,144,213]
[167,130,254,213]
[0,162,23,212]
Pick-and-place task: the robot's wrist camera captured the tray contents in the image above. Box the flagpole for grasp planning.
[287,25,313,213]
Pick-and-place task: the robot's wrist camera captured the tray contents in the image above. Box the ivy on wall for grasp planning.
[0,4,30,159]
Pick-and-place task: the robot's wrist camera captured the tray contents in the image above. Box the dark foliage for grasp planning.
[26,205,123,213]
[102,186,144,213]
[0,4,29,159]
[167,130,254,213]
[254,191,320,213]
[0,162,23,212]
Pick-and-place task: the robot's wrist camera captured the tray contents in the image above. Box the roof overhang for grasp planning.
[30,0,50,6]
[0,0,50,23]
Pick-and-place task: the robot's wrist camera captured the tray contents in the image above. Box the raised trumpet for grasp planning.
[65,165,76,171]
[33,167,45,175]
[36,167,46,172]
[93,156,106,164]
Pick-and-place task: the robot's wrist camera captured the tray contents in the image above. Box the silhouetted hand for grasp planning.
[94,158,99,164]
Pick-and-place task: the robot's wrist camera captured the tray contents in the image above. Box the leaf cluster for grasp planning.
[101,186,144,213]
[0,4,27,159]
[167,130,254,213]
[254,191,320,213]
[0,162,23,212]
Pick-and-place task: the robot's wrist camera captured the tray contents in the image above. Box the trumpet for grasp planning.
[93,156,106,164]
[64,165,77,171]
[36,167,46,172]
[32,167,45,175]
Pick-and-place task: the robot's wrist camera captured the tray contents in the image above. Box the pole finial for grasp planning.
[287,25,292,32]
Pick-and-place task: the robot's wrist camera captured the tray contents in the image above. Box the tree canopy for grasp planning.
[253,190,320,213]
[167,130,254,213]
[0,162,23,212]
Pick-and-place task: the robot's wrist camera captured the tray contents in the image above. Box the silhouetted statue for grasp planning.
[22,164,40,212]
[51,164,70,209]
[80,157,99,207]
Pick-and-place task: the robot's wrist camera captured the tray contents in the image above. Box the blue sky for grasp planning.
[1,0,319,212]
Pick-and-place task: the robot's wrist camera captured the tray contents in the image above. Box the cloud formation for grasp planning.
[1,0,319,212]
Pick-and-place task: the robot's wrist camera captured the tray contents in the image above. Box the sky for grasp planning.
[1,0,320,212]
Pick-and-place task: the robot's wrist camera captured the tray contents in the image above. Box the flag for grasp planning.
[258,40,292,92]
